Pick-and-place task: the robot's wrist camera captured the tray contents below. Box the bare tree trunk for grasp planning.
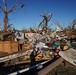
[45,17,48,34]
[46,20,48,34]
[0,0,25,32]
[4,13,8,32]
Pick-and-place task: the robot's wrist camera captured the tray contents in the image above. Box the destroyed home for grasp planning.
[0,0,76,75]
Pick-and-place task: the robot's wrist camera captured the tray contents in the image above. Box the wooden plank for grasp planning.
[0,49,33,63]
[0,52,8,57]
[15,57,51,65]
[8,58,52,75]
[37,57,64,75]
[15,60,31,64]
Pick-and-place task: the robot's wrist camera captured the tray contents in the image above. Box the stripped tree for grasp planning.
[38,11,53,34]
[0,0,25,32]
[72,19,76,29]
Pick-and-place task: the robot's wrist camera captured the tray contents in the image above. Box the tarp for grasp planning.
[36,42,48,48]
[59,48,76,66]
[15,31,25,41]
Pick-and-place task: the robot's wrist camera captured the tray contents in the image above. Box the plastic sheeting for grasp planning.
[35,42,48,48]
[59,48,76,66]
